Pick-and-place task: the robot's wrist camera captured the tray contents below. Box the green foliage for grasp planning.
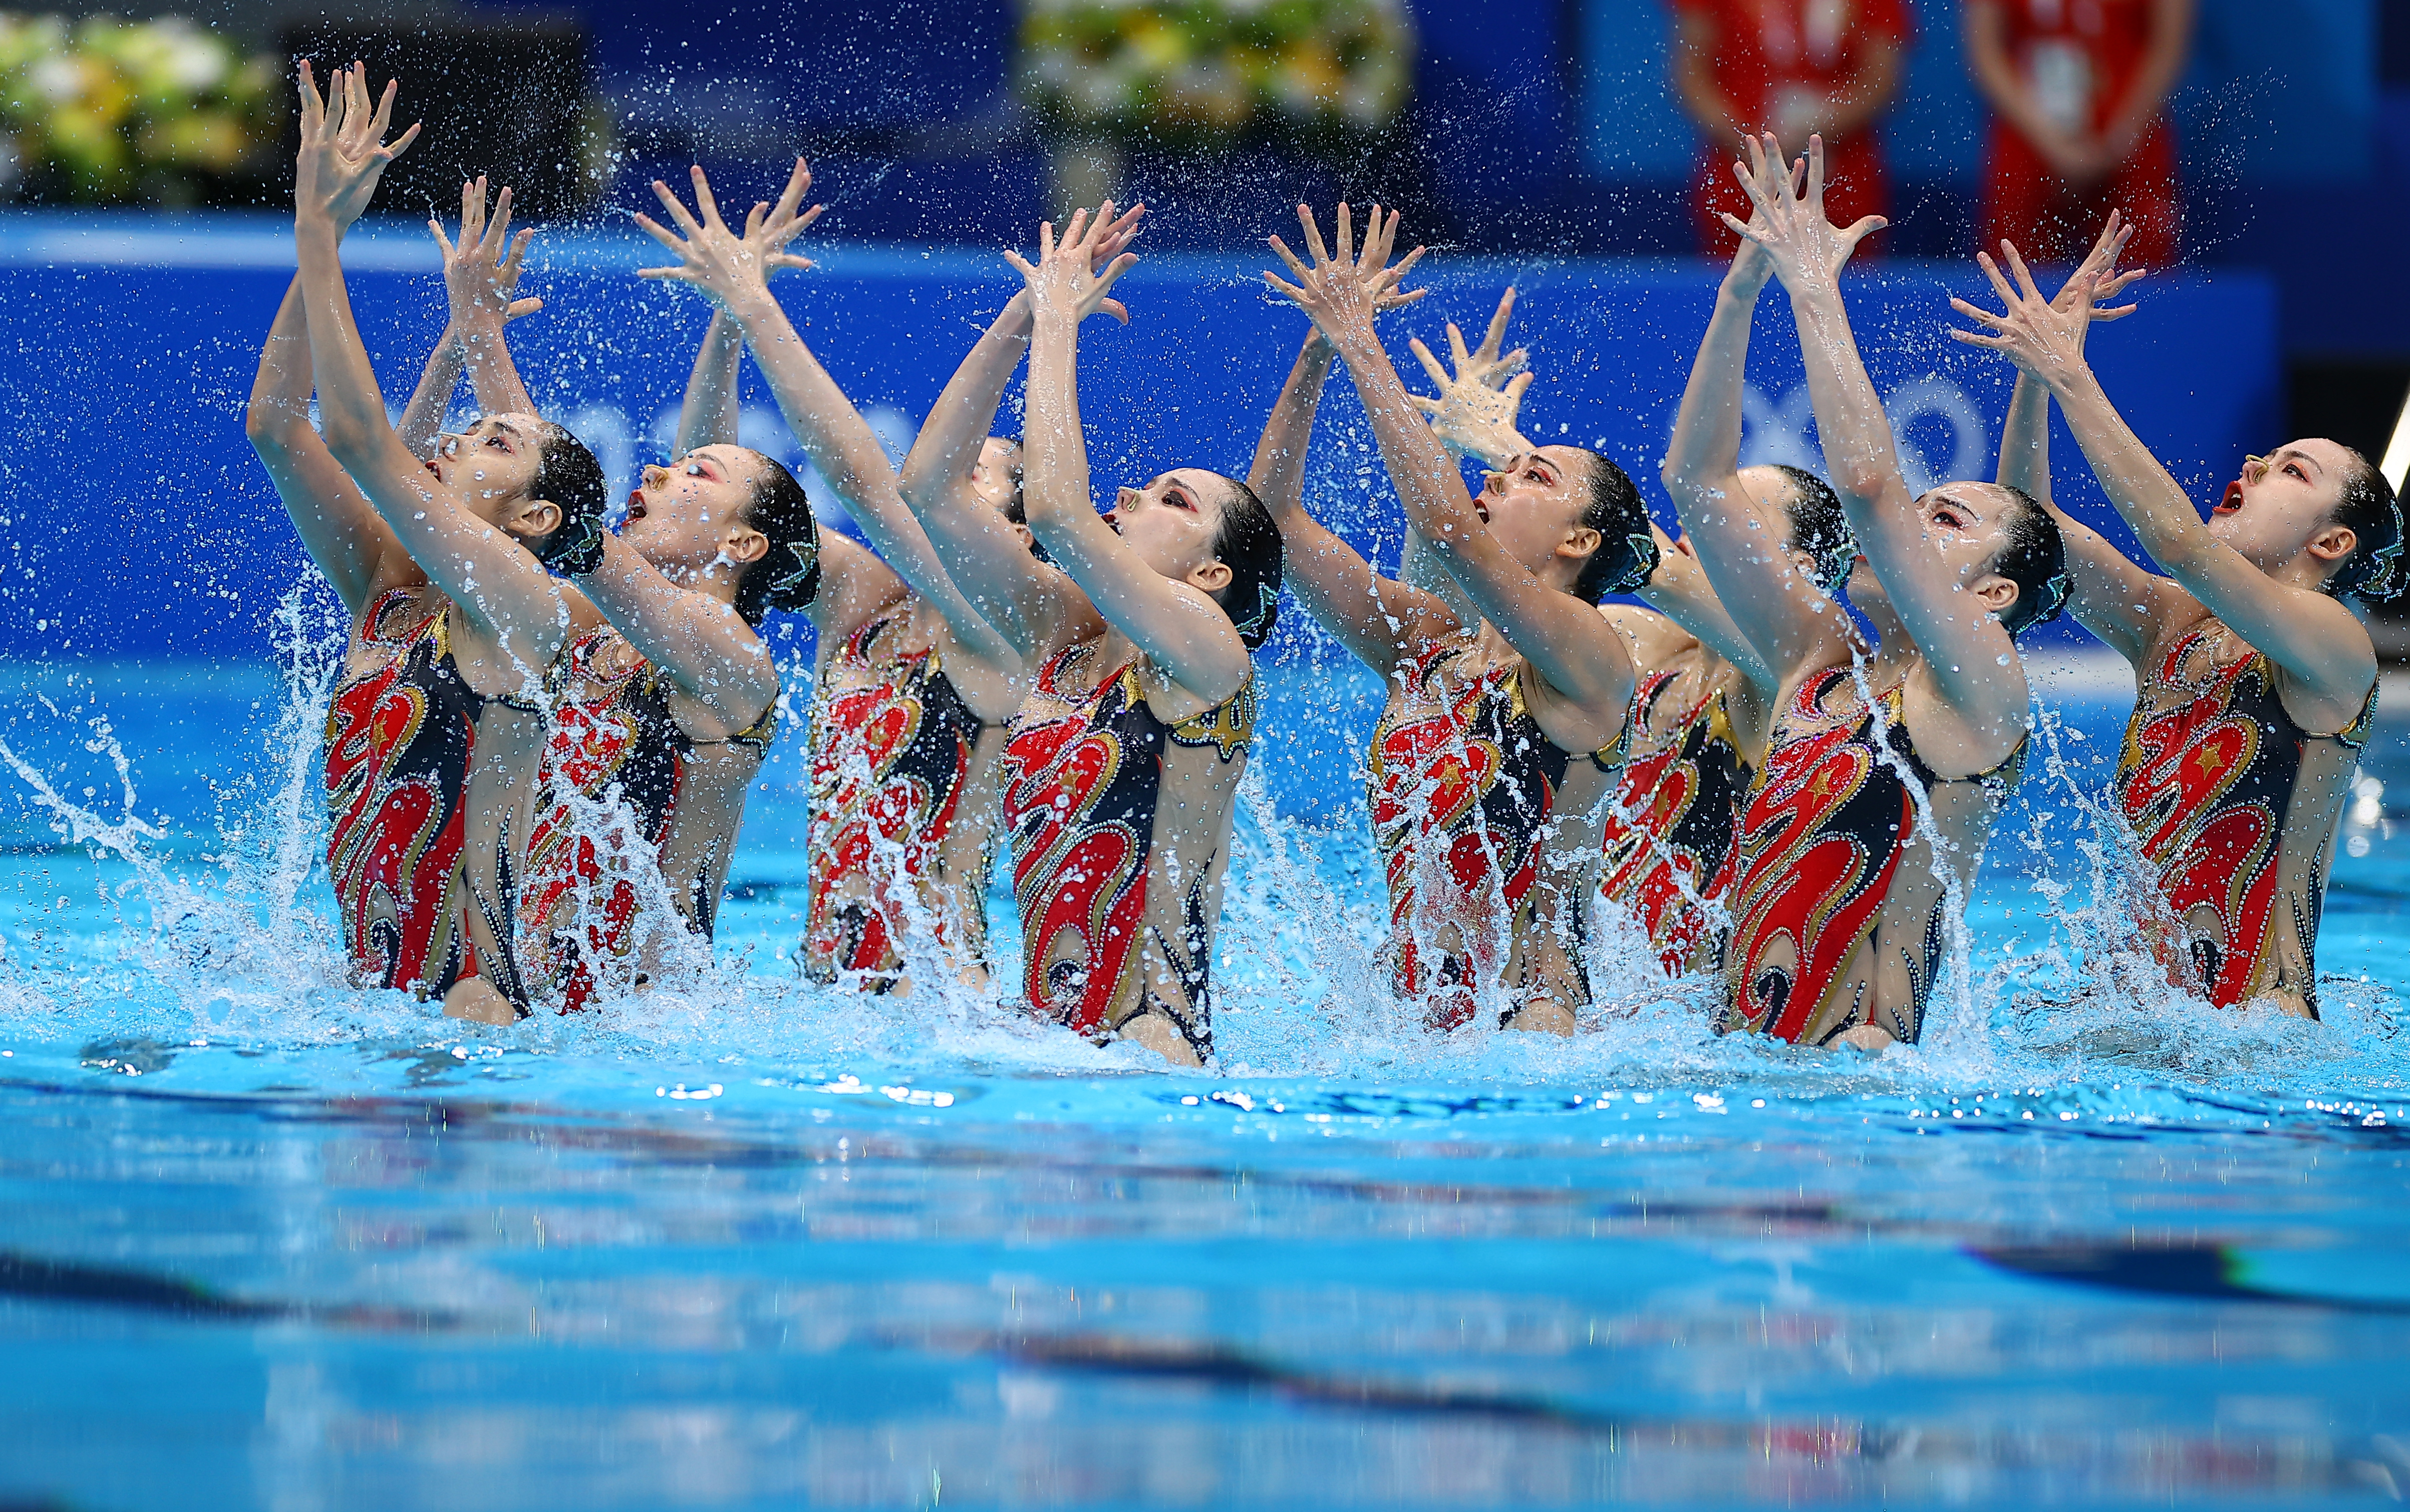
[0,13,278,204]
[1016,0,1412,146]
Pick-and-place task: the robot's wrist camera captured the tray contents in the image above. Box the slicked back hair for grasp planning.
[2326,444,2406,602]
[1987,483,2070,638]
[1209,473,1283,650]
[733,453,820,626]
[1771,464,1855,594]
[1572,451,1660,602]
[528,423,609,575]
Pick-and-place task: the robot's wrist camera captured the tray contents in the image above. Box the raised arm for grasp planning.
[291,64,562,655]
[1736,134,2028,736]
[396,319,467,461]
[1399,287,1526,626]
[1991,213,2167,665]
[1952,241,2376,710]
[677,312,744,453]
[1251,328,1457,678]
[898,295,1029,515]
[1010,208,1249,704]
[246,273,401,617]
[398,180,545,457]
[637,162,1027,668]
[432,177,540,417]
[1270,203,1635,721]
[1664,159,1848,685]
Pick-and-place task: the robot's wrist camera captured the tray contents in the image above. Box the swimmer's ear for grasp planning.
[1970,571,2018,617]
[724,524,769,566]
[1012,521,1036,554]
[506,498,561,543]
[1557,524,1603,563]
[2306,520,2357,565]
[1187,559,1233,594]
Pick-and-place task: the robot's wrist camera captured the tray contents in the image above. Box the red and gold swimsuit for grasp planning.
[521,627,774,1012]
[1599,668,1749,976]
[1720,667,2025,1045]
[2116,622,2377,1014]
[1369,638,1625,1030]
[323,589,540,1003]
[1003,641,1255,1059]
[803,605,1001,989]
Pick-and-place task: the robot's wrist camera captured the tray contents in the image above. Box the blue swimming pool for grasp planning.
[3,643,2407,1510]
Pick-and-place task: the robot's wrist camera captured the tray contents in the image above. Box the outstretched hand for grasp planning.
[432,177,541,328]
[1408,286,1533,461]
[2041,208,2144,340]
[636,162,826,308]
[1720,132,1886,292]
[736,156,827,276]
[1946,219,2139,384]
[1264,201,1428,350]
[1002,204,1142,325]
[293,60,421,234]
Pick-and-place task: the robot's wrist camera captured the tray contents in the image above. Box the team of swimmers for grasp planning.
[252,65,2403,1064]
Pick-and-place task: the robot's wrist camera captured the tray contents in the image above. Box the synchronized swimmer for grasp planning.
[253,65,2402,1062]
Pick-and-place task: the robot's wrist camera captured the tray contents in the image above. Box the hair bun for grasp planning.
[1610,530,1661,595]
[767,532,821,611]
[538,501,607,577]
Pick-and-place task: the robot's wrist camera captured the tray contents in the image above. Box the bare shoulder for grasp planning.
[1599,602,1696,665]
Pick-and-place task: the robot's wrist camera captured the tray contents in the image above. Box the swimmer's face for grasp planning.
[424,413,545,526]
[1106,468,1235,597]
[971,436,1035,552]
[1475,446,1601,588]
[622,444,774,579]
[1907,482,2026,624]
[2210,440,2358,568]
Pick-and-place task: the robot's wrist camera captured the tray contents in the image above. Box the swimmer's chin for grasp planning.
[1834,1024,1897,1055]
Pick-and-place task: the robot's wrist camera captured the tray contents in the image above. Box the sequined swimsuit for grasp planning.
[1368,638,1627,1030]
[523,627,776,1012]
[2115,622,2377,1015]
[803,604,1004,989]
[323,589,542,1007]
[1599,667,1750,976]
[1720,667,2026,1045]
[1002,642,1255,1059]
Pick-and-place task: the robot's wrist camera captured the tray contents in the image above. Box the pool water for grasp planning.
[4,634,2409,1511]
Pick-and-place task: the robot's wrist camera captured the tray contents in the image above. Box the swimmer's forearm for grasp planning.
[675,312,743,455]
[292,219,394,456]
[1664,262,1766,500]
[397,320,465,460]
[577,535,776,713]
[1785,281,1904,510]
[726,289,894,508]
[1995,371,2053,508]
[898,293,1032,515]
[245,275,317,448]
[1247,333,1335,522]
[455,303,533,420]
[1020,309,1095,534]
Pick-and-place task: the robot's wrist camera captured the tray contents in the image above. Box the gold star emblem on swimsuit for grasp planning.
[2195,743,2225,776]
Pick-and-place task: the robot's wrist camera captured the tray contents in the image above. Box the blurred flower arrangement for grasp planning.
[0,13,278,204]
[1016,0,1412,146]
